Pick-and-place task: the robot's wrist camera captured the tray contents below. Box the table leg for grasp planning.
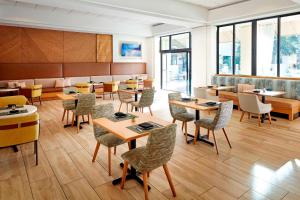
[216,90,219,96]
[112,139,151,190]
[134,93,138,111]
[186,110,214,146]
[12,145,18,152]
[261,96,266,123]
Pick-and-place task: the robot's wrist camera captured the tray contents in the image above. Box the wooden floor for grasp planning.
[1,90,300,200]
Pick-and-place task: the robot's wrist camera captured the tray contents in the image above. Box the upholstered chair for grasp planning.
[91,103,129,176]
[120,124,177,200]
[75,83,91,93]
[103,81,119,100]
[168,92,194,143]
[0,95,28,107]
[193,87,219,101]
[131,88,155,115]
[20,85,42,105]
[126,80,138,90]
[0,112,40,165]
[194,101,233,154]
[61,88,76,125]
[238,93,272,126]
[117,84,134,112]
[71,93,96,133]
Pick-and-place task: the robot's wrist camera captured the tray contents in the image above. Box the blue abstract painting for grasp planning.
[121,42,142,57]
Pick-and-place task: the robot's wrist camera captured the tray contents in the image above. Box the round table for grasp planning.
[0,105,37,119]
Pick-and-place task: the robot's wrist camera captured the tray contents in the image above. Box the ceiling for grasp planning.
[176,0,250,9]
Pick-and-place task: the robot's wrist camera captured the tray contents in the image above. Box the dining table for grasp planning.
[210,85,235,96]
[0,104,37,152]
[169,97,220,145]
[93,112,171,190]
[243,89,286,122]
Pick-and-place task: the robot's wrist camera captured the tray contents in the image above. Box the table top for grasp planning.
[211,86,235,91]
[56,93,78,100]
[243,90,286,97]
[118,89,143,95]
[169,98,220,111]
[0,105,37,119]
[0,88,19,92]
[93,112,171,142]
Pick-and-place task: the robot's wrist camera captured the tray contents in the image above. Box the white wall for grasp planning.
[113,34,148,63]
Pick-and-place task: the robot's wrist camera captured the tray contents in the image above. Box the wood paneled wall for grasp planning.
[0,25,112,63]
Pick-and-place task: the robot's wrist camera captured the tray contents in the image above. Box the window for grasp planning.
[161,36,170,51]
[280,15,300,77]
[257,18,278,77]
[235,23,252,75]
[219,26,233,74]
[171,33,190,49]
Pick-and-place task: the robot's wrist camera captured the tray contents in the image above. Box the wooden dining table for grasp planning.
[169,98,220,145]
[93,112,171,190]
[211,85,235,96]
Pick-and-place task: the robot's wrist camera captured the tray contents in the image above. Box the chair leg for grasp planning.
[207,129,210,139]
[108,147,112,176]
[268,113,272,125]
[82,115,85,122]
[34,140,38,165]
[92,142,100,162]
[120,161,128,189]
[66,110,69,125]
[71,113,75,127]
[131,106,134,112]
[142,172,149,200]
[87,114,90,124]
[149,107,153,116]
[184,122,188,143]
[147,172,150,177]
[212,130,219,154]
[128,142,131,150]
[126,103,129,113]
[77,115,80,133]
[114,146,116,155]
[172,118,176,123]
[240,111,245,122]
[163,164,176,197]
[62,109,66,121]
[258,115,261,127]
[248,112,251,119]
[181,122,184,131]
[222,128,232,148]
[39,96,42,105]
[119,103,122,112]
[194,126,199,144]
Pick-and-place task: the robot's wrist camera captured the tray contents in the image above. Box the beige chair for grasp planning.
[131,89,155,116]
[238,93,272,126]
[117,84,134,112]
[193,87,219,101]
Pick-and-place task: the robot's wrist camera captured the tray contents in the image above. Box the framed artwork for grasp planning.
[120,42,142,57]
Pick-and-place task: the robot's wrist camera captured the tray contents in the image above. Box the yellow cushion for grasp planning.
[75,83,91,93]
[0,113,39,147]
[0,95,28,107]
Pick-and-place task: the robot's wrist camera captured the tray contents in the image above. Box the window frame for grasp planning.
[216,11,300,77]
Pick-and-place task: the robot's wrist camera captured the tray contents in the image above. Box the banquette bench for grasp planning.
[212,75,300,120]
[0,62,148,100]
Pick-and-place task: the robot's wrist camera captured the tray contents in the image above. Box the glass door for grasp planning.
[161,52,191,94]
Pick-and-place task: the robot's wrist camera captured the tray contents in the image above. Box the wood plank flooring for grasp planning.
[1,90,300,200]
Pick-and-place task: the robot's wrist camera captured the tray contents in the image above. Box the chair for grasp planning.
[20,85,42,105]
[75,83,91,93]
[71,93,96,133]
[131,88,154,116]
[168,92,194,143]
[91,103,129,176]
[103,81,119,100]
[194,101,233,154]
[238,93,272,126]
[61,88,76,125]
[120,124,177,200]
[193,87,219,101]
[117,84,134,112]
[126,80,138,90]
[143,79,153,89]
[0,95,28,107]
[0,112,40,165]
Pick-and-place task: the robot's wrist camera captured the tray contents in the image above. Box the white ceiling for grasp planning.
[175,0,250,9]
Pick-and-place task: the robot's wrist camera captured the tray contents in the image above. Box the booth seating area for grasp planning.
[0,62,148,100]
[212,75,300,120]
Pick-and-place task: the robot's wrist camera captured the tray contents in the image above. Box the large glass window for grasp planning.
[161,36,170,51]
[280,15,300,77]
[235,23,252,75]
[257,18,278,77]
[171,33,190,49]
[219,26,233,74]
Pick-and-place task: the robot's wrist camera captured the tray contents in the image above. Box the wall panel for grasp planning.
[0,26,22,63]
[21,28,63,63]
[63,32,96,62]
[97,34,112,62]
